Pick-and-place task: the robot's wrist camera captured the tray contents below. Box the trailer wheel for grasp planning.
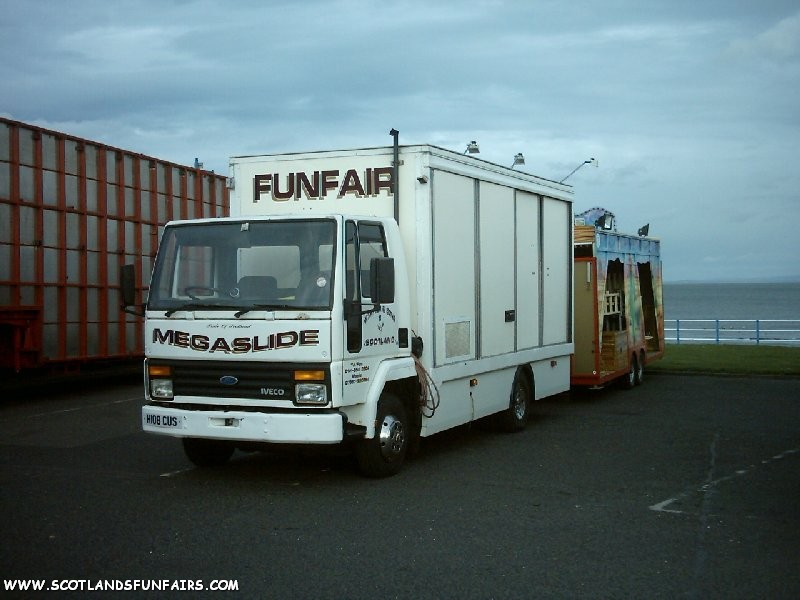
[355,393,409,478]
[621,354,637,389]
[497,370,531,432]
[182,438,234,467]
[635,351,645,386]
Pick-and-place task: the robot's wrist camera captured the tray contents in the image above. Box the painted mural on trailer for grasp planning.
[575,207,664,373]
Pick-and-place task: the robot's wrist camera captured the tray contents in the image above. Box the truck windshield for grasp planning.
[148,220,336,312]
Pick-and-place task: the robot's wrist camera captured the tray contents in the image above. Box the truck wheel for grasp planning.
[355,393,409,478]
[182,438,234,467]
[621,354,637,389]
[635,351,645,386]
[497,371,531,432]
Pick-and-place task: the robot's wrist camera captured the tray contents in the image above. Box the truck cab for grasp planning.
[139,213,415,475]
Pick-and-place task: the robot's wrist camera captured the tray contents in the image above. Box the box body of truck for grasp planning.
[571,219,664,387]
[138,144,573,475]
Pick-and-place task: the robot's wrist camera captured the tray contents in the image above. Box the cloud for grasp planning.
[727,11,800,62]
[1,0,799,281]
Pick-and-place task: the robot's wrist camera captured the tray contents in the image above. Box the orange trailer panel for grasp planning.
[0,118,230,371]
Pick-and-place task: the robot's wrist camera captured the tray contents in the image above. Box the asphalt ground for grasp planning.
[0,372,798,599]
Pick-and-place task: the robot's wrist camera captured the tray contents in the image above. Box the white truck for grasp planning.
[123,137,574,476]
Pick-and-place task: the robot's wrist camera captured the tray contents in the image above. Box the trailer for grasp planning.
[126,139,574,476]
[0,118,229,373]
[571,208,664,388]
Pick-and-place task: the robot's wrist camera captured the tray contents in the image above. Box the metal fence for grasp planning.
[665,319,800,345]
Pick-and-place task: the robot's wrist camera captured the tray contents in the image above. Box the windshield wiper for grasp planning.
[233,304,297,318]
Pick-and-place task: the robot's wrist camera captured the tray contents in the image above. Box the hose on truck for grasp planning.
[413,355,440,418]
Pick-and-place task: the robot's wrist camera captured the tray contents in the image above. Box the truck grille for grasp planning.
[153,359,330,402]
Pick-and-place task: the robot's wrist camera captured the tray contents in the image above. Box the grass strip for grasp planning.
[649,344,800,376]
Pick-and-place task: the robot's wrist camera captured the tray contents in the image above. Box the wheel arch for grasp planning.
[361,357,417,438]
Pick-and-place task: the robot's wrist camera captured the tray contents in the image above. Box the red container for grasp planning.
[0,117,230,371]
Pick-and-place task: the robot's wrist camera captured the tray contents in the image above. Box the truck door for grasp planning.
[342,220,398,403]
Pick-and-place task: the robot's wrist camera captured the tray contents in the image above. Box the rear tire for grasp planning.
[497,371,531,432]
[621,354,637,390]
[182,438,234,467]
[355,393,409,478]
[635,351,645,386]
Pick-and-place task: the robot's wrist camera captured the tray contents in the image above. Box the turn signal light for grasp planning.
[294,370,325,381]
[148,365,172,377]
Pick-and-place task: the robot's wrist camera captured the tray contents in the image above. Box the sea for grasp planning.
[662,282,800,344]
[663,282,800,320]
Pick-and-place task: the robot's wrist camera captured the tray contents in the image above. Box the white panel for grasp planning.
[42,170,57,206]
[20,246,36,281]
[84,145,97,180]
[19,130,35,165]
[186,172,196,199]
[0,122,9,161]
[41,134,57,170]
[66,213,80,249]
[123,155,134,186]
[0,247,9,281]
[542,197,570,345]
[66,287,80,322]
[125,188,135,217]
[43,248,59,283]
[516,192,541,349]
[106,153,117,183]
[86,180,97,212]
[0,163,9,198]
[140,162,151,190]
[470,367,514,420]
[0,202,10,242]
[106,184,119,215]
[66,250,81,284]
[421,379,473,436]
[479,181,514,357]
[65,174,79,208]
[87,252,99,285]
[65,140,80,175]
[43,323,59,359]
[19,166,34,202]
[532,354,571,398]
[432,170,476,365]
[20,206,36,244]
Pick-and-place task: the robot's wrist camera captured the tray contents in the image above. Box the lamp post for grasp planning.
[560,157,597,183]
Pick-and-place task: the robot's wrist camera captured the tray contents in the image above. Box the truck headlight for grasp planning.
[148,364,173,400]
[150,379,174,400]
[295,383,327,405]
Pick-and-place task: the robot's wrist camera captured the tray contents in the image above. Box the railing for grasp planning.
[665,319,800,345]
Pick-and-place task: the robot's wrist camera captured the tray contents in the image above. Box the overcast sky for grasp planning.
[2,0,798,282]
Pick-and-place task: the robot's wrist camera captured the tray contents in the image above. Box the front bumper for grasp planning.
[142,405,346,444]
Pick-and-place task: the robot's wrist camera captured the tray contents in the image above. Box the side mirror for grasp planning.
[120,264,144,316]
[369,257,395,304]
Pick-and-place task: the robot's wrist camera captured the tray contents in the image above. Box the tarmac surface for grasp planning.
[1,372,798,598]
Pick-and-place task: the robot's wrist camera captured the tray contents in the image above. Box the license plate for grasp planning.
[143,411,182,429]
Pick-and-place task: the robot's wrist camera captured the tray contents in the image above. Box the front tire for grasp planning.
[182,438,234,467]
[355,393,409,478]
